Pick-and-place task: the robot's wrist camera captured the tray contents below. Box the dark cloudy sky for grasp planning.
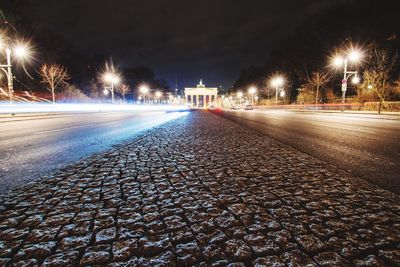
[22,0,342,88]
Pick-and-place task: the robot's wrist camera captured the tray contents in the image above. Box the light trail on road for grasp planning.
[0,102,189,114]
[0,110,189,195]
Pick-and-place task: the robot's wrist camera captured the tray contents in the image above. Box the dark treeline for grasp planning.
[232,0,400,102]
[1,1,170,101]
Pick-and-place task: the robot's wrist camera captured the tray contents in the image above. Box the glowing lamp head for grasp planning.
[367,84,373,89]
[248,86,257,94]
[271,76,284,87]
[14,45,29,59]
[332,56,344,68]
[112,75,120,84]
[103,89,109,95]
[103,72,120,84]
[155,91,162,98]
[139,85,150,94]
[14,46,28,58]
[348,49,362,63]
[104,73,114,83]
[352,76,360,84]
[280,90,285,97]
[237,91,243,98]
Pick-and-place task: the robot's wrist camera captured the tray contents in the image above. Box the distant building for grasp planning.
[184,79,218,108]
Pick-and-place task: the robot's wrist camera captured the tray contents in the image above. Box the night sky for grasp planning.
[21,0,343,89]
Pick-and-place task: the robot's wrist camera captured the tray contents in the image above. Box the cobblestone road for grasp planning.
[0,111,399,266]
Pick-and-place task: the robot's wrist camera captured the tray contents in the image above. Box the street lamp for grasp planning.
[103,72,120,103]
[0,37,32,102]
[155,91,162,103]
[248,86,257,105]
[139,84,150,104]
[270,75,285,106]
[331,47,363,111]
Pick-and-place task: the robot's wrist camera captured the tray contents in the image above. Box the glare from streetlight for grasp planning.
[248,86,257,94]
[271,76,284,87]
[280,90,285,97]
[237,91,243,98]
[352,76,360,84]
[348,49,362,63]
[103,89,109,95]
[14,45,29,59]
[331,47,363,68]
[112,75,120,84]
[103,72,120,84]
[155,91,162,98]
[332,55,344,68]
[104,72,113,82]
[139,84,150,94]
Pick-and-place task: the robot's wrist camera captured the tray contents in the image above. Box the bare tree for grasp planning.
[299,70,331,109]
[362,48,398,113]
[39,64,70,103]
[117,84,130,103]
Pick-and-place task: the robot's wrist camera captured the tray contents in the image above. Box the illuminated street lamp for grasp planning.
[103,72,120,103]
[155,91,162,103]
[139,84,150,103]
[270,75,285,106]
[248,86,257,104]
[331,47,363,111]
[0,36,32,101]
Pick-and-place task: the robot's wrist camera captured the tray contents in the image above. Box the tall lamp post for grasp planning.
[332,48,362,111]
[103,72,120,103]
[248,86,257,105]
[139,84,150,104]
[271,76,285,106]
[0,37,31,102]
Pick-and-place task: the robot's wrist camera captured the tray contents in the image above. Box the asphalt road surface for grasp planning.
[217,110,400,194]
[0,111,187,195]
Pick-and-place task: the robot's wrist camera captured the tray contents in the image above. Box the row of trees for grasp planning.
[38,63,170,103]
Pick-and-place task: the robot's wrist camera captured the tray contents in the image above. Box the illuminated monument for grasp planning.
[184,79,218,108]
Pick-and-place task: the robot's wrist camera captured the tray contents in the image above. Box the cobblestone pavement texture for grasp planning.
[0,111,399,267]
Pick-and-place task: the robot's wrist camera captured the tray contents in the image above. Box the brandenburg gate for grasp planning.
[184,79,218,108]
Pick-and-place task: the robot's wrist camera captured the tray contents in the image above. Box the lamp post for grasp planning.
[248,86,257,105]
[332,48,362,111]
[270,76,285,106]
[103,72,120,103]
[0,37,31,102]
[139,84,150,104]
[155,91,162,103]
